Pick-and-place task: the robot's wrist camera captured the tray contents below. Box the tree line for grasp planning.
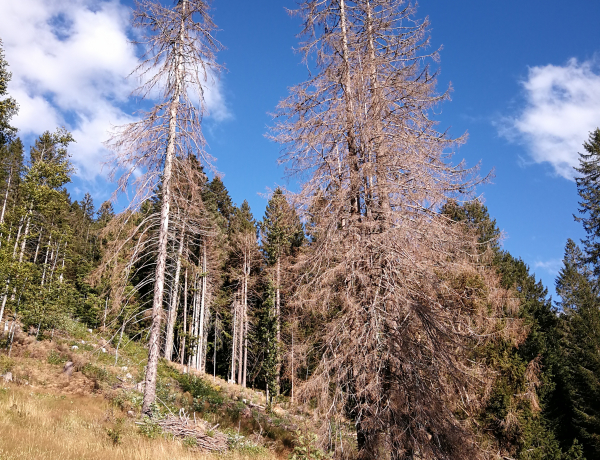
[1,0,600,458]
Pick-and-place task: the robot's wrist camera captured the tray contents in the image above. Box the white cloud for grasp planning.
[0,0,229,182]
[534,258,562,277]
[502,58,600,180]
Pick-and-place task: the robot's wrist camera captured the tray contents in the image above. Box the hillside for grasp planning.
[0,321,327,460]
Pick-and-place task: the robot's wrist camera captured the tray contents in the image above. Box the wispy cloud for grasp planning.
[534,258,562,278]
[500,58,600,180]
[0,0,229,182]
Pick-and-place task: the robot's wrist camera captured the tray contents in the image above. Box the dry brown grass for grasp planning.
[0,385,277,460]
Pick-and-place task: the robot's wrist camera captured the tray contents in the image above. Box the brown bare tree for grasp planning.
[105,0,221,415]
[271,1,511,458]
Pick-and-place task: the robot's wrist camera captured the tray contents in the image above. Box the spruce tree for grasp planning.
[556,239,600,458]
[0,39,17,147]
[259,188,303,393]
[575,129,600,275]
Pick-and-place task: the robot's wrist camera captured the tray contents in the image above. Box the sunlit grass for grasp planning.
[0,386,278,460]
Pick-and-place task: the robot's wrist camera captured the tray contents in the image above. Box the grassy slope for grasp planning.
[0,322,304,460]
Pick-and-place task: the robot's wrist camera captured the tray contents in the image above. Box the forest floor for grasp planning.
[0,320,316,460]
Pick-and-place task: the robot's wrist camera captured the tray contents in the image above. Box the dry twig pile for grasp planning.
[143,411,228,452]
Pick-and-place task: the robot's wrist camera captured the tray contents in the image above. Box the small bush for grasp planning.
[176,374,224,411]
[106,418,125,445]
[137,416,162,439]
[82,363,116,389]
[0,355,14,374]
[47,350,67,365]
[291,432,332,460]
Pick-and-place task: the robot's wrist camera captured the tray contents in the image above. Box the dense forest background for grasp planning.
[1,1,600,459]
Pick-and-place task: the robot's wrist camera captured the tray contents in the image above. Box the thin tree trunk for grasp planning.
[49,241,60,283]
[165,218,186,360]
[197,240,207,372]
[12,219,22,259]
[0,283,8,330]
[103,296,108,330]
[58,243,67,283]
[291,326,294,403]
[243,254,249,388]
[0,166,12,225]
[180,267,188,366]
[213,314,218,382]
[230,295,238,383]
[142,0,187,416]
[18,207,32,263]
[237,257,246,385]
[41,234,51,287]
[201,308,209,374]
[189,276,199,368]
[33,228,43,263]
[276,256,281,392]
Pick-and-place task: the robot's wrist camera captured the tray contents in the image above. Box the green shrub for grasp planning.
[137,416,162,439]
[290,432,332,460]
[106,418,125,445]
[47,350,67,365]
[0,355,14,374]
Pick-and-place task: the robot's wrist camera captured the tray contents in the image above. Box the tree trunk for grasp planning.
[165,218,186,360]
[190,276,199,368]
[142,0,186,416]
[365,0,390,219]
[188,276,197,367]
[0,166,12,225]
[237,256,246,385]
[180,267,188,366]
[33,227,43,263]
[18,207,32,264]
[276,256,281,392]
[339,0,361,217]
[58,244,67,283]
[243,254,249,388]
[291,326,294,403]
[41,234,51,287]
[197,239,207,372]
[230,295,238,383]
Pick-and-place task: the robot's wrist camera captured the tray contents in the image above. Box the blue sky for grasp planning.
[1,0,600,293]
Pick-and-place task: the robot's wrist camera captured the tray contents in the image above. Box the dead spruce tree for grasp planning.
[272,1,510,458]
[106,0,221,415]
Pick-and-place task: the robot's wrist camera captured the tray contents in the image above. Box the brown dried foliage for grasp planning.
[271,1,519,458]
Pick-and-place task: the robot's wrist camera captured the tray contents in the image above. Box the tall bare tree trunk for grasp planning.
[41,234,51,287]
[197,239,207,372]
[18,207,32,264]
[291,326,294,403]
[165,218,186,360]
[33,227,43,263]
[237,254,248,386]
[0,166,12,225]
[230,294,238,383]
[58,243,67,283]
[276,256,281,392]
[180,267,188,366]
[142,0,186,416]
[188,276,198,368]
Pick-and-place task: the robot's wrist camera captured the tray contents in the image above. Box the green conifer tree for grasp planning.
[556,239,600,458]
[0,39,17,147]
[574,129,600,275]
